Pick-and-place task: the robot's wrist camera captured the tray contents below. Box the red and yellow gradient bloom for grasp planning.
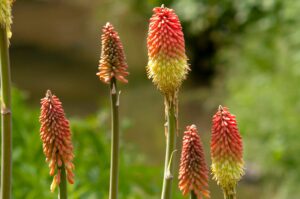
[179,125,210,199]
[39,90,75,192]
[211,106,244,194]
[97,22,129,84]
[147,5,189,96]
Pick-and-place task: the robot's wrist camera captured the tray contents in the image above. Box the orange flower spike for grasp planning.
[39,90,75,192]
[147,5,189,96]
[178,124,210,199]
[211,106,244,195]
[179,125,210,199]
[97,22,129,84]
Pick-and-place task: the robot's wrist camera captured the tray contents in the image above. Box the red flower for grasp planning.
[39,90,75,192]
[179,125,210,198]
[97,22,129,84]
[147,5,189,95]
[211,106,244,194]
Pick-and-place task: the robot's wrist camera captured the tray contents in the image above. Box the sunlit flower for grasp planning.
[211,105,244,195]
[179,125,210,199]
[39,90,75,192]
[147,5,189,97]
[97,22,129,84]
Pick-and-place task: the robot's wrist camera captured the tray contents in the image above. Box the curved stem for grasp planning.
[161,99,177,199]
[109,78,120,199]
[0,26,12,199]
[59,165,67,199]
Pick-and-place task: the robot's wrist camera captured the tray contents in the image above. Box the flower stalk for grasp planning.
[191,191,197,199]
[161,100,177,199]
[97,22,128,199]
[59,164,68,199]
[0,24,12,199]
[223,187,236,199]
[146,5,189,199]
[0,0,14,196]
[109,78,120,199]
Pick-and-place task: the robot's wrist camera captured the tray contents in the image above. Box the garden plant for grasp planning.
[0,1,248,199]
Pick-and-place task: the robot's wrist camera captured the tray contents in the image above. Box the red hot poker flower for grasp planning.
[179,125,210,198]
[211,106,244,195]
[39,90,75,192]
[147,5,189,96]
[97,22,129,84]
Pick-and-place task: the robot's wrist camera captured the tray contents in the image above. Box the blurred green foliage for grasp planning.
[4,89,171,199]
[219,1,300,198]
[132,0,300,197]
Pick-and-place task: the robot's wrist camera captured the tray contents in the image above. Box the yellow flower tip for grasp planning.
[0,0,14,39]
[105,21,111,28]
[50,176,58,193]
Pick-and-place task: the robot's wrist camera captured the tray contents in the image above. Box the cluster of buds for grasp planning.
[97,22,129,84]
[147,5,189,99]
[179,125,210,198]
[0,0,13,38]
[39,90,75,192]
[211,106,244,195]
[36,4,246,198]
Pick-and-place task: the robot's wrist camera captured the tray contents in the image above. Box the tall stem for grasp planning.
[109,78,120,199]
[161,98,177,199]
[190,191,197,199]
[0,26,12,199]
[59,164,67,199]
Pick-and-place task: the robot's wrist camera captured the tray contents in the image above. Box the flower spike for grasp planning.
[179,125,210,199]
[147,5,189,97]
[211,106,244,196]
[39,90,75,192]
[97,22,129,84]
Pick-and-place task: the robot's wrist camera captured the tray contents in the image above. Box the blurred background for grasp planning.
[4,0,300,198]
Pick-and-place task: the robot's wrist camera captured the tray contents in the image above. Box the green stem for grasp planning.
[0,26,12,199]
[59,164,67,199]
[223,187,236,199]
[161,99,177,199]
[109,78,120,199]
[190,191,197,199]
[224,193,235,199]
